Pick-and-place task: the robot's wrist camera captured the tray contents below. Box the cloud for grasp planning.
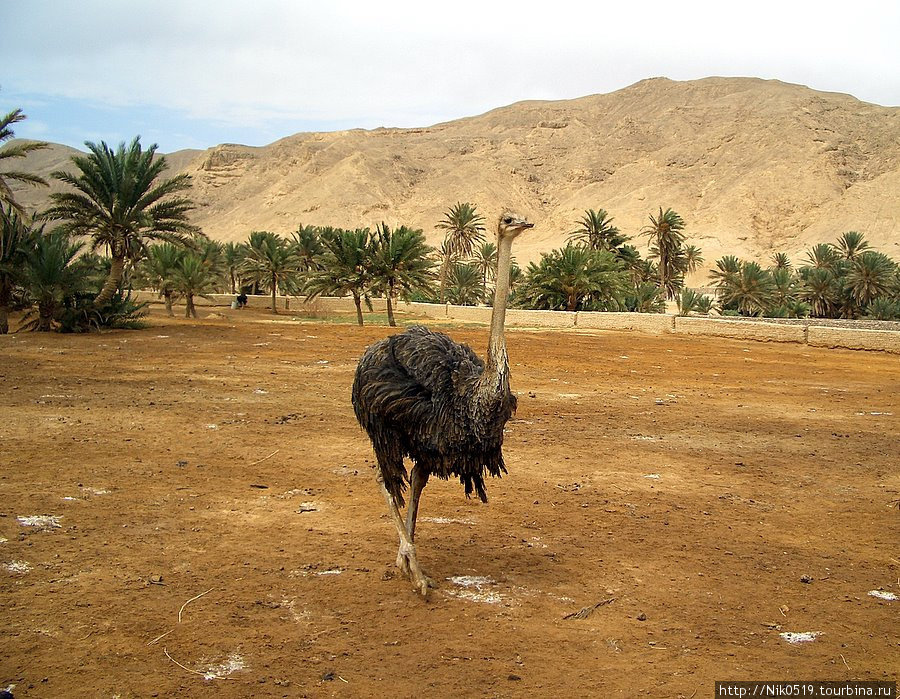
[2,0,899,151]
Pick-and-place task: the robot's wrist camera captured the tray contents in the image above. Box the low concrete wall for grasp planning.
[577,311,674,333]
[674,316,808,343]
[446,305,494,324]
[507,309,576,328]
[401,301,448,319]
[133,290,900,354]
[808,326,900,354]
[131,290,157,304]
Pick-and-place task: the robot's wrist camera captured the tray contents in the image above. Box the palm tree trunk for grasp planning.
[659,246,668,300]
[386,283,396,327]
[0,281,10,334]
[270,273,278,314]
[438,255,450,303]
[94,255,126,306]
[38,300,53,331]
[163,290,174,317]
[353,292,364,326]
[185,293,195,318]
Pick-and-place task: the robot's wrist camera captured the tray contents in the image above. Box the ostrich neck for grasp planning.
[478,235,514,400]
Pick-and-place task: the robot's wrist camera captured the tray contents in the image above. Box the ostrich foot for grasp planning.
[396,542,435,595]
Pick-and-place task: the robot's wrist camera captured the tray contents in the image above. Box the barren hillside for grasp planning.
[9,77,900,280]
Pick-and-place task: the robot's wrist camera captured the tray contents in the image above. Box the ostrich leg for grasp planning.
[405,463,429,541]
[375,472,430,596]
[401,464,435,590]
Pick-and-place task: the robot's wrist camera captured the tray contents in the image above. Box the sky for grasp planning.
[3,0,899,153]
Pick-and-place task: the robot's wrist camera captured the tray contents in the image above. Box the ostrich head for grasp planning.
[497,212,534,241]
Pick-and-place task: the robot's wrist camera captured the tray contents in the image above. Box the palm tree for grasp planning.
[370,223,435,326]
[1,206,36,333]
[804,243,841,271]
[472,241,498,293]
[771,252,792,270]
[518,244,628,312]
[241,231,302,314]
[569,209,627,251]
[169,252,218,318]
[677,288,712,316]
[0,108,49,215]
[291,225,325,273]
[44,137,199,306]
[643,207,687,300]
[435,202,485,302]
[865,297,900,321]
[799,267,840,318]
[446,263,487,306]
[507,260,524,298]
[709,255,742,311]
[683,244,704,275]
[139,243,183,316]
[845,250,895,310]
[305,227,374,326]
[835,231,870,261]
[222,241,246,294]
[717,261,775,316]
[197,239,224,278]
[20,228,86,331]
[770,267,803,314]
[616,245,651,288]
[625,281,666,313]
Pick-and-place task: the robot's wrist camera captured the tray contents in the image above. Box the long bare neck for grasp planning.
[481,234,514,394]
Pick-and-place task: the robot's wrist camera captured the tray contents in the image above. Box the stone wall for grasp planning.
[578,312,674,334]
[133,291,900,354]
[673,317,808,343]
[807,326,900,353]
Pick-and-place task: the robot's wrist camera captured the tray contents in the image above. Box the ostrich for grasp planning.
[352,212,533,595]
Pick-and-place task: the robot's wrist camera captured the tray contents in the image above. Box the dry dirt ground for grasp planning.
[2,306,898,698]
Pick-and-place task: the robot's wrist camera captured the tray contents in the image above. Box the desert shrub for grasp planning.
[55,290,149,333]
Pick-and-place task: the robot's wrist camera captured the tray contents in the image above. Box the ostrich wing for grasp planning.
[353,326,483,447]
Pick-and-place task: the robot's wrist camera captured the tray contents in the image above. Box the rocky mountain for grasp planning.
[9,77,900,281]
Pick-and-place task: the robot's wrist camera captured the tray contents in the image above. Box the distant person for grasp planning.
[237,291,248,309]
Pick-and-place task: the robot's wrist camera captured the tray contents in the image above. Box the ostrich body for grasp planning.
[352,212,533,594]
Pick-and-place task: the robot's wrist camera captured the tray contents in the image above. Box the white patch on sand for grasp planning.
[643,474,661,480]
[421,517,475,525]
[314,569,343,576]
[202,652,245,680]
[446,575,503,604]
[779,631,821,644]
[18,515,61,529]
[868,590,898,601]
[253,388,268,394]
[5,560,31,574]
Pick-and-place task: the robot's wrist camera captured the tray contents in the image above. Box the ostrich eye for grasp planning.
[503,217,512,224]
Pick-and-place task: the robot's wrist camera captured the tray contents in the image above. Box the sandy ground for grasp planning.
[1,306,898,698]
